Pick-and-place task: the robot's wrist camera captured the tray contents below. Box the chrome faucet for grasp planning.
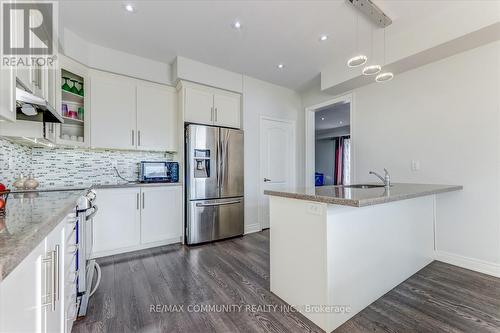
[369,169,391,187]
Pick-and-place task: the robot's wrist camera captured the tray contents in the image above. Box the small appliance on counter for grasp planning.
[139,161,179,183]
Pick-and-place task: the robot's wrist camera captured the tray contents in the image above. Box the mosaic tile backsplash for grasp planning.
[0,138,174,189]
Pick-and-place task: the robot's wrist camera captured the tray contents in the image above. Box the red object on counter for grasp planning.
[0,198,5,210]
[0,183,5,192]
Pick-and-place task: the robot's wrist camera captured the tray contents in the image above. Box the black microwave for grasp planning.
[139,161,179,183]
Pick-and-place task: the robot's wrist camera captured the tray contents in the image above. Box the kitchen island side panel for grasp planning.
[269,196,329,330]
[326,195,435,331]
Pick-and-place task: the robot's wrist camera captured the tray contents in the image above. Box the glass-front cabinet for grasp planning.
[55,55,90,147]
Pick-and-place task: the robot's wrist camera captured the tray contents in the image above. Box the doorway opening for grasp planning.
[305,94,352,187]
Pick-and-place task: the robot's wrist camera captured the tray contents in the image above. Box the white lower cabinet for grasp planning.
[0,213,78,333]
[44,222,65,333]
[0,241,45,333]
[92,186,182,258]
[141,186,182,244]
[92,187,142,255]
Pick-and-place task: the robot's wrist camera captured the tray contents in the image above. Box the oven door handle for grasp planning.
[196,200,241,207]
[86,205,99,221]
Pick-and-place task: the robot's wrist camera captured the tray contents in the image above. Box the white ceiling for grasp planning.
[315,102,350,131]
[59,1,454,90]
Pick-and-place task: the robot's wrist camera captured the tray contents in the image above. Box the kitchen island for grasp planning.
[264,183,462,332]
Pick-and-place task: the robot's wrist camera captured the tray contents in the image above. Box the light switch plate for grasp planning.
[411,160,420,171]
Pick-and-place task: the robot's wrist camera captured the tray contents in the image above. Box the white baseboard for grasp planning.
[244,223,262,235]
[434,250,500,278]
[91,237,182,259]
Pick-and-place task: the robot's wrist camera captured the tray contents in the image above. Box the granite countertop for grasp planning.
[11,182,183,193]
[0,190,86,281]
[264,183,463,207]
[1,182,182,280]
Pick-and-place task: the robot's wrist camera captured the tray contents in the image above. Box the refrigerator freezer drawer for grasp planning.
[187,198,244,245]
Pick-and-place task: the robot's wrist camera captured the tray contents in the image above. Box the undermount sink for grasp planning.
[343,184,386,189]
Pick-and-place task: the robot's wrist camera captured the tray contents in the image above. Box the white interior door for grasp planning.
[259,118,295,229]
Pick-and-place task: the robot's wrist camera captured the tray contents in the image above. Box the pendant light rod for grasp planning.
[347,4,368,68]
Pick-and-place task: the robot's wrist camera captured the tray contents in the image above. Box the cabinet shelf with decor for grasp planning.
[55,56,90,148]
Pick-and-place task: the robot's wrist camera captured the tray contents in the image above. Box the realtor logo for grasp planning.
[1,1,57,68]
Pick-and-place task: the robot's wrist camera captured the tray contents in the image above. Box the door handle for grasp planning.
[54,245,60,303]
[132,130,135,146]
[138,130,141,146]
[264,178,271,182]
[210,107,214,121]
[215,107,218,122]
[196,200,241,207]
[142,192,145,209]
[41,252,53,309]
[136,193,140,210]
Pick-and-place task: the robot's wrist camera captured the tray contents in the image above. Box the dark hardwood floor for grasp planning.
[73,230,500,333]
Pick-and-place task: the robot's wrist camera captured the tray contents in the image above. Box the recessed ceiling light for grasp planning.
[321,117,325,121]
[233,21,242,29]
[319,35,328,41]
[277,63,285,69]
[124,4,135,12]
[339,121,343,124]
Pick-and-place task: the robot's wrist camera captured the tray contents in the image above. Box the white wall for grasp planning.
[174,57,243,93]
[62,29,173,85]
[243,76,304,233]
[302,41,500,275]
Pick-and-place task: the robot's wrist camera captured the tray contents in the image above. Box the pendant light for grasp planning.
[375,27,394,82]
[362,26,381,76]
[347,9,367,68]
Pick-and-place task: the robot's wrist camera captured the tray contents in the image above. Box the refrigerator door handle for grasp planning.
[196,200,241,207]
[218,136,223,189]
[215,133,219,188]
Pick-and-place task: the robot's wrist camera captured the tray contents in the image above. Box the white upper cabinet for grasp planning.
[90,70,178,152]
[90,71,137,150]
[214,92,241,128]
[136,83,178,152]
[180,81,241,129]
[0,67,16,122]
[184,85,214,125]
[56,55,90,148]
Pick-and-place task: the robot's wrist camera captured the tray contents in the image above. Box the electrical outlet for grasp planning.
[307,203,323,216]
[411,160,420,171]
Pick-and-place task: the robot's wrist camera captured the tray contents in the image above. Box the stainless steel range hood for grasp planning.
[16,87,64,123]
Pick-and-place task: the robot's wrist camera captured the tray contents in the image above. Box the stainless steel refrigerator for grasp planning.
[185,124,244,244]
